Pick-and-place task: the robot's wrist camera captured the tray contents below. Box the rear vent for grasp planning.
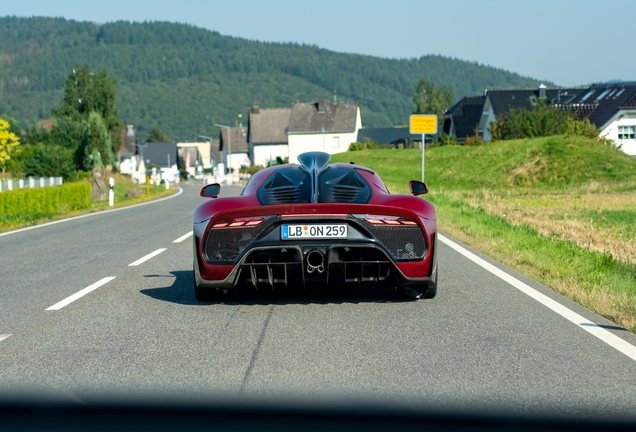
[319,169,370,204]
[259,169,311,205]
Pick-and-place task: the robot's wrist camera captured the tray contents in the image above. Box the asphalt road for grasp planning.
[1,182,636,419]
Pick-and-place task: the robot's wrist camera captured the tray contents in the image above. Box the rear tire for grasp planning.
[423,265,438,299]
[194,272,229,302]
[195,285,229,302]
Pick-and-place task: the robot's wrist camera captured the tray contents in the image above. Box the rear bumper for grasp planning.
[194,237,437,292]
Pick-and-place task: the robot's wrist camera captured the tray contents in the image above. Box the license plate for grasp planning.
[281,224,347,240]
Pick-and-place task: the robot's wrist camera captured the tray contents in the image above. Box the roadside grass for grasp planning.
[333,136,636,332]
[0,173,176,232]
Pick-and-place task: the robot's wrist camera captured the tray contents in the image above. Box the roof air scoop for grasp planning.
[298,152,331,172]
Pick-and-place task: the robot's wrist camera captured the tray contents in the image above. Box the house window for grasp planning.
[618,126,636,140]
[332,136,340,148]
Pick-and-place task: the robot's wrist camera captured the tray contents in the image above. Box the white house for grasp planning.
[219,126,250,173]
[566,84,636,156]
[248,106,291,167]
[287,100,362,164]
[444,83,636,156]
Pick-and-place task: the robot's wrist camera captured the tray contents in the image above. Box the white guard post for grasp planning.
[108,177,115,207]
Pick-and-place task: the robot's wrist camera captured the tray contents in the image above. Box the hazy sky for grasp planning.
[3,0,634,87]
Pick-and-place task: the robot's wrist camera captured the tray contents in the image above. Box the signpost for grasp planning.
[409,114,438,182]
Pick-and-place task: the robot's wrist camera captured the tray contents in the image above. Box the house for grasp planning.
[177,145,199,178]
[219,126,249,173]
[565,83,636,155]
[177,141,213,169]
[287,100,362,164]
[442,96,486,143]
[248,106,291,166]
[140,142,178,182]
[356,127,422,148]
[445,85,586,142]
[117,125,138,170]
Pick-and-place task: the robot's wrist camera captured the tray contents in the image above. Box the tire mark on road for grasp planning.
[239,304,275,394]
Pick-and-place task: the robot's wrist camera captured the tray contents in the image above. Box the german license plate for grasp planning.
[281,224,347,240]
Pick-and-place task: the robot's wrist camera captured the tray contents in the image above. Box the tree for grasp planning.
[412,78,453,129]
[79,112,114,170]
[0,118,20,178]
[146,126,171,142]
[52,65,123,152]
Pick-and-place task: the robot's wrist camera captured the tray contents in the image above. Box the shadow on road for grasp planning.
[140,270,415,306]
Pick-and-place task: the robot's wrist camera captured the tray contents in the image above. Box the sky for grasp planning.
[3,0,634,87]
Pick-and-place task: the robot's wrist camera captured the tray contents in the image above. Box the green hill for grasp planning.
[0,16,548,140]
[332,136,636,191]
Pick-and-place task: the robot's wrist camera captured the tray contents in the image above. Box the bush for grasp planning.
[23,144,78,181]
[0,182,91,219]
[432,133,457,146]
[349,142,365,151]
[490,101,600,141]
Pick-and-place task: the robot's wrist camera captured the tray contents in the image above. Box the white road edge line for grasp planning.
[128,248,167,266]
[438,233,636,362]
[173,231,193,243]
[0,187,184,238]
[46,277,116,311]
[0,334,12,342]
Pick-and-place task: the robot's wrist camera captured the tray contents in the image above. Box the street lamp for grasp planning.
[214,124,231,174]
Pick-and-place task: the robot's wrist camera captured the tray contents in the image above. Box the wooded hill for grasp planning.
[0,16,547,141]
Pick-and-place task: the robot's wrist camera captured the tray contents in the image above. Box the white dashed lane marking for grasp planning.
[46,277,116,311]
[173,231,193,243]
[128,248,167,266]
[0,334,12,342]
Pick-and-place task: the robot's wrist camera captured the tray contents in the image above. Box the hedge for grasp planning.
[0,182,91,217]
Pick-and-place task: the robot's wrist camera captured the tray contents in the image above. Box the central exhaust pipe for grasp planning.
[306,250,325,274]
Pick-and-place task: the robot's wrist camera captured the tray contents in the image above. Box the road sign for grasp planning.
[409,115,438,134]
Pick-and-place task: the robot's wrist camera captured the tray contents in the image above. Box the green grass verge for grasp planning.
[332,136,636,331]
[0,174,176,232]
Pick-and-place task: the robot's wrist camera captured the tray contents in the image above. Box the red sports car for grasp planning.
[193,151,437,301]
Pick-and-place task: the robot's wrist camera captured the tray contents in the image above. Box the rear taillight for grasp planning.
[212,217,266,229]
[354,215,419,226]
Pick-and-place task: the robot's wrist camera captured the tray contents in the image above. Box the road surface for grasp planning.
[1,182,636,419]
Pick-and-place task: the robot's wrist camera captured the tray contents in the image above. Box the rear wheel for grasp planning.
[195,285,229,302]
[194,273,229,302]
[423,265,438,299]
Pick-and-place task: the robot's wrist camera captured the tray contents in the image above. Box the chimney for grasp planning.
[251,105,260,114]
[539,84,547,100]
[318,99,326,112]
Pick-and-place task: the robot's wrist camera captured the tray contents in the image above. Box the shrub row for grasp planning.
[0,182,91,217]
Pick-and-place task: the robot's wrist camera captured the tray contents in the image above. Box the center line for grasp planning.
[173,231,193,243]
[46,277,116,311]
[128,248,167,266]
[0,334,12,342]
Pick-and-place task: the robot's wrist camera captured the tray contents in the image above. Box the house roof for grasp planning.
[445,95,485,139]
[567,84,636,128]
[210,139,221,163]
[288,100,359,134]
[356,128,421,145]
[220,127,249,153]
[142,142,178,168]
[486,87,586,116]
[177,146,198,167]
[249,107,290,144]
